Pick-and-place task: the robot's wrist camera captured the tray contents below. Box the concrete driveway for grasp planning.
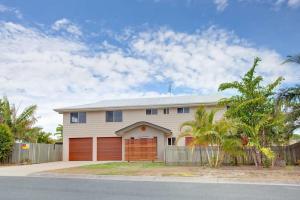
[0,161,104,176]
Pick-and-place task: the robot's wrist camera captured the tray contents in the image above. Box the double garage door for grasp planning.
[69,137,122,161]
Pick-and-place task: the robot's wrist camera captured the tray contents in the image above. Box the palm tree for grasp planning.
[0,96,38,141]
[282,54,300,64]
[177,106,243,167]
[55,124,63,142]
[276,85,300,138]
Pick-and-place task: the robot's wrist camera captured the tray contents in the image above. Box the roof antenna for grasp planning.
[168,82,172,96]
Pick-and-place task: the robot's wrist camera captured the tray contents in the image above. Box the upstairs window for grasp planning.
[168,137,176,146]
[163,108,169,114]
[177,107,190,114]
[70,112,86,123]
[106,111,123,122]
[146,108,158,115]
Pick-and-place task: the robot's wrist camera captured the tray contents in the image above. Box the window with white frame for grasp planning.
[106,111,123,122]
[168,137,176,146]
[70,112,86,123]
[163,108,169,114]
[146,108,158,115]
[177,107,190,114]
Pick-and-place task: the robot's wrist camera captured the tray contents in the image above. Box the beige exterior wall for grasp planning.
[62,105,225,161]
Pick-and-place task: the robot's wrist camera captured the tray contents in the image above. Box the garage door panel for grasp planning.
[97,137,122,161]
[125,137,157,161]
[69,138,93,161]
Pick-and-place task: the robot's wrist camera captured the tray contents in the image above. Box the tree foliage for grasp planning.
[282,54,300,65]
[276,85,300,136]
[218,57,285,166]
[0,124,14,162]
[0,96,55,144]
[0,96,37,141]
[55,124,63,142]
[177,106,244,167]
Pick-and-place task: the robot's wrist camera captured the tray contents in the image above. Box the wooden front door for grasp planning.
[69,138,93,161]
[97,137,122,161]
[125,137,157,161]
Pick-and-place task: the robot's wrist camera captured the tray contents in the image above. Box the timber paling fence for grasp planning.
[165,142,300,166]
[1,143,63,165]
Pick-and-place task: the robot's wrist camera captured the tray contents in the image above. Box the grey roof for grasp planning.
[115,121,172,136]
[54,94,223,113]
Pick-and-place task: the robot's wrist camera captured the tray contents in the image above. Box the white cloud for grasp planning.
[287,0,300,7]
[0,3,22,19]
[0,22,298,132]
[268,0,300,8]
[214,0,229,11]
[219,0,300,10]
[52,18,82,36]
[130,26,297,92]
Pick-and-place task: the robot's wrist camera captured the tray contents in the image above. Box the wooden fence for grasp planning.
[125,137,157,161]
[165,142,300,166]
[1,143,63,165]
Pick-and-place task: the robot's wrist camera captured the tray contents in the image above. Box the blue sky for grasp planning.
[0,0,299,131]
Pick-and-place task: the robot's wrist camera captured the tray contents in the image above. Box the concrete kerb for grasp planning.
[30,172,300,187]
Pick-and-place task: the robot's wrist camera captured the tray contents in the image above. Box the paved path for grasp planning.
[0,176,299,200]
[0,161,106,176]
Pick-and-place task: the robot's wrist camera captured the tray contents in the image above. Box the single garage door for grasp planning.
[97,137,122,161]
[69,138,93,161]
[125,137,157,161]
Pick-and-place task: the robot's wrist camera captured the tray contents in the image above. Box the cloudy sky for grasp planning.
[0,0,299,132]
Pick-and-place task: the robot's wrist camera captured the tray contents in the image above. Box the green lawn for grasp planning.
[82,162,165,169]
[52,162,167,176]
[49,162,300,184]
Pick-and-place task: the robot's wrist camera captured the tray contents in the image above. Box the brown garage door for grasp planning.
[125,137,157,161]
[97,137,122,161]
[69,138,93,161]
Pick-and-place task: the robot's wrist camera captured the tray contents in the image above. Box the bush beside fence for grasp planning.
[1,143,63,165]
[165,142,300,166]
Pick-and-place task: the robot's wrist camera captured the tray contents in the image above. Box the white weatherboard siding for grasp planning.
[62,105,225,161]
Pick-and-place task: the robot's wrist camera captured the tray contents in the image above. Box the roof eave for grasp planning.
[54,101,220,113]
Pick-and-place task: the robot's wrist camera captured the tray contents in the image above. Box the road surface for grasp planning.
[0,176,299,200]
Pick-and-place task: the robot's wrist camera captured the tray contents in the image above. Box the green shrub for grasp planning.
[261,147,275,168]
[0,124,14,162]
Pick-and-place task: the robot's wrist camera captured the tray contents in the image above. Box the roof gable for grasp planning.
[115,121,172,136]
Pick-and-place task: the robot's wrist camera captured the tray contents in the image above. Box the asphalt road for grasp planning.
[0,177,299,200]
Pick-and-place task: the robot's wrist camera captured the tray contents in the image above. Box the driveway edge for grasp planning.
[31,172,300,187]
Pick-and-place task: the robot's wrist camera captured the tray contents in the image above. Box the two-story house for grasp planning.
[54,95,225,161]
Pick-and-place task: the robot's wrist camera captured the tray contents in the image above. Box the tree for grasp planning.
[276,85,300,138]
[282,54,300,64]
[55,124,63,142]
[218,57,285,166]
[36,131,54,144]
[177,106,244,167]
[0,124,14,162]
[0,96,37,141]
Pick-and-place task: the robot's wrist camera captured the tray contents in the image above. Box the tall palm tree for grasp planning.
[282,54,300,64]
[0,96,38,141]
[55,124,63,142]
[177,106,243,167]
[276,85,300,137]
[278,54,300,141]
